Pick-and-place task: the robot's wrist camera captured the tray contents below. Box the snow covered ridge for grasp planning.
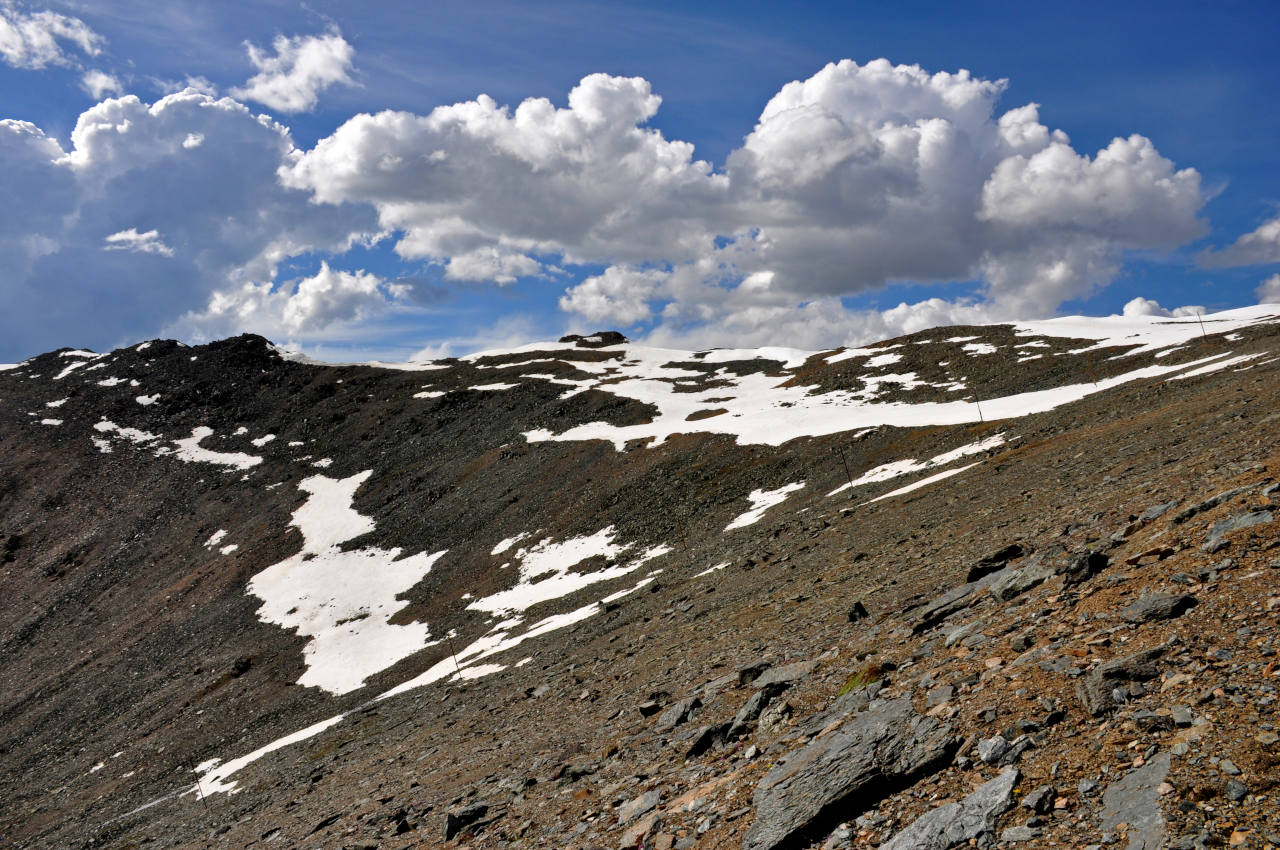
[360,305,1276,450]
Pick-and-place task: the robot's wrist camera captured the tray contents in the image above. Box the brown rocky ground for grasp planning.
[1,320,1278,849]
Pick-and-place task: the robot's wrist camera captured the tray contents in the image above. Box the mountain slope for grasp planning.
[2,307,1280,849]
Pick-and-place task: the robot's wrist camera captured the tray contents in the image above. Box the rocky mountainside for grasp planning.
[3,307,1280,850]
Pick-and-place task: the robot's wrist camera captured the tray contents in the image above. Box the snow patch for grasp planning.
[492,532,531,555]
[195,715,346,796]
[170,427,262,470]
[867,461,984,503]
[828,434,1007,496]
[726,482,806,530]
[1167,353,1263,380]
[135,394,160,406]
[250,434,276,447]
[93,421,161,446]
[247,471,447,694]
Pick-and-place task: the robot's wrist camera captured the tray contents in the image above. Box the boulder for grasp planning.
[752,661,817,689]
[1059,551,1109,586]
[728,683,788,740]
[987,559,1056,602]
[879,768,1019,850]
[654,696,701,733]
[1120,594,1197,624]
[743,698,955,850]
[443,803,488,841]
[1076,647,1164,716]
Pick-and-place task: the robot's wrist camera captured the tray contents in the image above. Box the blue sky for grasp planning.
[2,0,1279,362]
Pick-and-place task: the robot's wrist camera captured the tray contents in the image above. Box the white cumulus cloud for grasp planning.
[1200,212,1280,268]
[0,88,379,357]
[230,29,356,113]
[1258,274,1280,304]
[81,68,121,99]
[444,247,542,284]
[0,3,101,69]
[559,266,670,325]
[171,262,407,341]
[103,227,172,256]
[282,60,1206,350]
[1121,297,1204,319]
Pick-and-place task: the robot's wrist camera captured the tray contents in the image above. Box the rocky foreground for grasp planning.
[2,311,1280,849]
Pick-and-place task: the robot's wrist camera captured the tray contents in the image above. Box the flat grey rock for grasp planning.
[752,661,817,689]
[880,767,1019,850]
[987,559,1055,602]
[1100,753,1171,850]
[1120,594,1197,624]
[743,698,955,850]
[654,696,701,733]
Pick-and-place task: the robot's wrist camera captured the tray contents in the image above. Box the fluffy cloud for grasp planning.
[444,247,542,284]
[1258,274,1280,304]
[0,3,101,69]
[231,29,356,113]
[281,73,727,270]
[103,227,172,256]
[283,60,1206,349]
[1121,297,1204,318]
[558,266,670,325]
[0,58,1216,359]
[0,89,378,357]
[80,68,121,99]
[170,262,407,341]
[1199,212,1280,267]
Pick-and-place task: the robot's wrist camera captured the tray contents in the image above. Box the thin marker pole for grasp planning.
[194,775,210,814]
[836,446,856,499]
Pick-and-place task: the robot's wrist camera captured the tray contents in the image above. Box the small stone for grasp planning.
[1170,742,1190,757]
[617,789,662,824]
[1021,785,1056,814]
[1078,778,1098,795]
[1225,780,1248,802]
[1171,705,1193,727]
[999,735,1034,767]
[1256,731,1279,747]
[1219,758,1241,776]
[977,735,1010,765]
[1000,825,1039,842]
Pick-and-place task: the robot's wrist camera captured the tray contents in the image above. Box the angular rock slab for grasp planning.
[743,698,955,850]
[880,767,1019,850]
[1100,752,1171,850]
